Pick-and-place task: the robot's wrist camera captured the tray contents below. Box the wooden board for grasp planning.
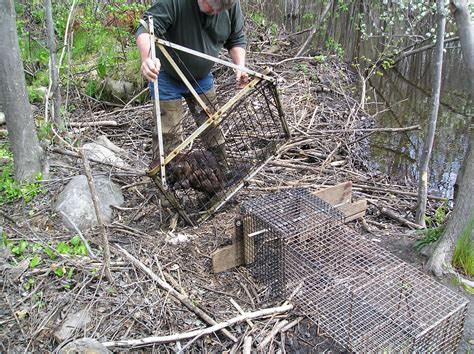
[312,181,352,206]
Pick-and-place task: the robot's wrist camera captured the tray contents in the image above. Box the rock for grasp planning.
[0,112,5,125]
[103,78,135,101]
[58,338,109,354]
[82,143,129,169]
[55,175,124,232]
[54,309,91,341]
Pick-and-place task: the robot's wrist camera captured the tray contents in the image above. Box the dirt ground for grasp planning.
[1,34,472,352]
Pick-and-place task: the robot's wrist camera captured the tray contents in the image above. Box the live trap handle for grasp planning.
[148,16,167,189]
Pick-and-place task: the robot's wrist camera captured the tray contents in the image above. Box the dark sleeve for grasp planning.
[135,0,176,38]
[224,1,247,50]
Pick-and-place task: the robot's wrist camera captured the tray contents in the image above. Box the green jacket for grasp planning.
[136,0,246,81]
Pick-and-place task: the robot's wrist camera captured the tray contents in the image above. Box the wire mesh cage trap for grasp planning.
[147,40,290,226]
[240,188,469,352]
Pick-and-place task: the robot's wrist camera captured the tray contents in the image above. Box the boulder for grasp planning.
[55,175,124,232]
[0,112,5,125]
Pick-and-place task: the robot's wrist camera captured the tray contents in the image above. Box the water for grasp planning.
[247,0,473,198]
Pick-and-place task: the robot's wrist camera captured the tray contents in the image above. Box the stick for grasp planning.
[379,207,424,230]
[102,304,293,348]
[258,320,289,350]
[50,147,143,175]
[59,210,97,259]
[81,150,113,281]
[243,336,252,354]
[352,183,447,201]
[68,121,118,127]
[281,317,303,332]
[230,298,254,328]
[115,244,238,343]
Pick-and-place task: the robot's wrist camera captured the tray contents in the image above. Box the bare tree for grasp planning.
[415,0,447,227]
[0,0,43,181]
[426,0,474,277]
[45,0,62,125]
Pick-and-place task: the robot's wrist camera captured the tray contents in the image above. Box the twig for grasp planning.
[115,244,238,343]
[50,146,144,175]
[295,0,332,57]
[243,336,252,354]
[81,149,113,281]
[379,207,423,230]
[68,120,119,127]
[281,317,303,332]
[59,210,97,259]
[258,320,289,351]
[230,298,254,328]
[352,183,447,201]
[0,210,18,225]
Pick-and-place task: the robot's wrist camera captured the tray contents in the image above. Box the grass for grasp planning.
[452,216,474,276]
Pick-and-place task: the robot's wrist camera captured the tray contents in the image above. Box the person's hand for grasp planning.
[141,57,161,82]
[236,70,249,88]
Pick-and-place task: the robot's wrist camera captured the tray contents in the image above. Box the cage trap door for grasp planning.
[148,67,290,226]
[211,216,256,273]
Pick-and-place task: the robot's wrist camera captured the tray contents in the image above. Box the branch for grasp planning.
[81,149,113,281]
[295,0,333,57]
[101,304,293,348]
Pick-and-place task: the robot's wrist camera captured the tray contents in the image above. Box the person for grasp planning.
[136,0,248,168]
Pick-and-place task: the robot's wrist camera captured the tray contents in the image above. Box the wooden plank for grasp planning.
[313,181,352,206]
[242,216,255,265]
[212,244,242,273]
[338,199,367,223]
[212,218,245,273]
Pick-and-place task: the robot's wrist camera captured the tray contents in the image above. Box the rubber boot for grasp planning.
[184,89,227,167]
[152,99,183,160]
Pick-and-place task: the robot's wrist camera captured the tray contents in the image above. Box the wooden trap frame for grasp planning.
[145,22,290,226]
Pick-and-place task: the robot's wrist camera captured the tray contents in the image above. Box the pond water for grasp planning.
[247,0,472,199]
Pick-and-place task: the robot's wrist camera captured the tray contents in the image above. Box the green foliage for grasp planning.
[414,226,444,252]
[2,232,90,291]
[325,37,344,59]
[452,217,474,276]
[414,202,448,252]
[0,145,45,205]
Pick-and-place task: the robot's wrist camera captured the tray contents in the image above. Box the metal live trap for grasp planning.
[240,188,469,352]
[145,24,290,226]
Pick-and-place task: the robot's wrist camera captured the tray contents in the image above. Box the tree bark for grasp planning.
[415,0,447,227]
[426,0,474,275]
[0,0,43,181]
[426,130,474,276]
[45,0,62,125]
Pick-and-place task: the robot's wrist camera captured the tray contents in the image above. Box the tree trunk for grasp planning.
[0,0,43,181]
[427,130,474,276]
[426,0,474,275]
[45,0,62,125]
[415,0,447,227]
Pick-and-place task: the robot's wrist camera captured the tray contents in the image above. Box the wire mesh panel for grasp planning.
[241,188,468,352]
[149,76,289,225]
